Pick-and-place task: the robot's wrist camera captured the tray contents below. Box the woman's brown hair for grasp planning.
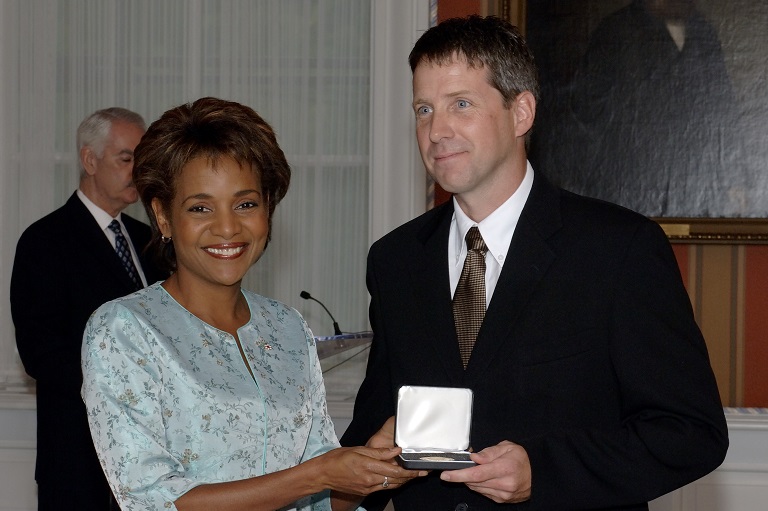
[133,97,291,273]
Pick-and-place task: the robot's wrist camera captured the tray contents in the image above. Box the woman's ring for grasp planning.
[382,476,390,488]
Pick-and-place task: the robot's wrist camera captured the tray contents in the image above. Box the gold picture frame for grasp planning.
[655,218,768,244]
[482,0,527,33]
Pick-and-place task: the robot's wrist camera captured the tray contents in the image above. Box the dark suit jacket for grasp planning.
[11,192,165,507]
[341,173,728,511]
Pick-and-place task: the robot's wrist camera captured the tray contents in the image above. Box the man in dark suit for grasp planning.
[11,107,166,510]
[341,16,728,510]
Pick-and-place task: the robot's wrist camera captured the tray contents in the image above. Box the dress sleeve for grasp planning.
[81,302,197,511]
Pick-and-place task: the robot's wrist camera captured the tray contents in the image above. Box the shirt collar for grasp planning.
[452,161,534,261]
[77,189,123,230]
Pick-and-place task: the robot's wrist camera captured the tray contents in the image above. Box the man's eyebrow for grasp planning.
[413,89,476,106]
[444,89,474,98]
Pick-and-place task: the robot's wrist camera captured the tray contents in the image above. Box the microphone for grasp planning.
[300,291,343,336]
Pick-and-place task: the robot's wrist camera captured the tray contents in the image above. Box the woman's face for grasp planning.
[152,155,269,290]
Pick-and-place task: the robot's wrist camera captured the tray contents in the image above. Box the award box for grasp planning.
[395,385,476,470]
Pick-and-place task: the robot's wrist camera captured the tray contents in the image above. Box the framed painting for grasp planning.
[505,0,768,240]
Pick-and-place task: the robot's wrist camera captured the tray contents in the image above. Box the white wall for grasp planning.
[368,0,429,244]
[0,393,36,511]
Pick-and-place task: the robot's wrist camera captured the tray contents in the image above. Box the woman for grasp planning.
[81,97,422,511]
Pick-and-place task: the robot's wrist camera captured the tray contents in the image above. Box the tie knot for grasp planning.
[108,219,122,234]
[465,226,487,253]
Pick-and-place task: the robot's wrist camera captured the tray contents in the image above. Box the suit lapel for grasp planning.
[409,202,467,384]
[465,174,562,378]
[65,194,139,292]
[124,214,158,283]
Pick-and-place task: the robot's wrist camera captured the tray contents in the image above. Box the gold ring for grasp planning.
[382,476,389,488]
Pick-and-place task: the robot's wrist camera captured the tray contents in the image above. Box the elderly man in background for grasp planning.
[11,107,165,510]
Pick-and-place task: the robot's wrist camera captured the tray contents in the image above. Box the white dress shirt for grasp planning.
[77,189,148,286]
[448,161,534,307]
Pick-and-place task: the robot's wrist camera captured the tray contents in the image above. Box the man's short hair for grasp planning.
[409,15,539,107]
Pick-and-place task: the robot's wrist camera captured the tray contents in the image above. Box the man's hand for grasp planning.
[439,440,531,504]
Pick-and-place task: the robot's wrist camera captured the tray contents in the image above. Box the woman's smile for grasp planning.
[203,242,249,259]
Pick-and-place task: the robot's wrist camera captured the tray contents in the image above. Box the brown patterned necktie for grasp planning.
[452,226,488,368]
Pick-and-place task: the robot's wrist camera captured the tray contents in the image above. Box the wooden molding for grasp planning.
[654,218,768,244]
[482,0,527,33]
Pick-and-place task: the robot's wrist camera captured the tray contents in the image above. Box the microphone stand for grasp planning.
[300,291,343,336]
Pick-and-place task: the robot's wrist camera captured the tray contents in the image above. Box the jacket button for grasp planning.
[455,504,469,511]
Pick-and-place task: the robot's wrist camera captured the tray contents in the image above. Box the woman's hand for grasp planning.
[330,418,426,511]
[318,446,426,496]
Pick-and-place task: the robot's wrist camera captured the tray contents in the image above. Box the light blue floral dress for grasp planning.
[81,282,338,510]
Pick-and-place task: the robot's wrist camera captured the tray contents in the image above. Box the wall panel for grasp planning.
[744,246,768,406]
[671,242,768,407]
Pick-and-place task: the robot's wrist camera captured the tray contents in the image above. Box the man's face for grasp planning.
[412,58,527,214]
[84,120,145,216]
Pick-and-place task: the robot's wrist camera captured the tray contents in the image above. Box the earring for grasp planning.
[160,235,172,244]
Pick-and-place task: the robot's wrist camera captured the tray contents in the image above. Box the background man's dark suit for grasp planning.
[341,173,728,510]
[11,193,165,509]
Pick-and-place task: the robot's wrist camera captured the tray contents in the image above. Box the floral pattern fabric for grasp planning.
[82,282,338,510]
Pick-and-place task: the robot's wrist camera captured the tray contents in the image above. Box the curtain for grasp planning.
[0,0,371,389]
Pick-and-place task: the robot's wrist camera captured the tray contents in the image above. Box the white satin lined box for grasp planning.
[395,385,476,470]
